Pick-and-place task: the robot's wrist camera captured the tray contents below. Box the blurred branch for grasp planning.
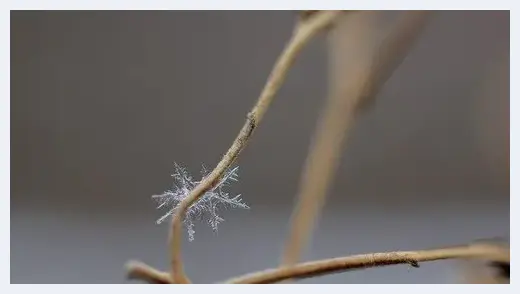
[281,11,434,269]
[280,11,377,268]
[457,238,510,284]
[358,10,434,110]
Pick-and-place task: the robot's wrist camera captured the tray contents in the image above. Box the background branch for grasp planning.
[281,10,434,269]
[358,10,434,110]
[280,11,379,268]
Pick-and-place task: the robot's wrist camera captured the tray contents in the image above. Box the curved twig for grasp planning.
[227,243,509,284]
[169,10,345,283]
[126,261,173,284]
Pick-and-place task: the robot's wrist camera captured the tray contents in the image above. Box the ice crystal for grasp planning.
[152,162,249,241]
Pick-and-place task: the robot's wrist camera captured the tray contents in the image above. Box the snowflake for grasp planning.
[152,162,249,241]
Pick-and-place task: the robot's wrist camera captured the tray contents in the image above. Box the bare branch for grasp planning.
[126,261,173,284]
[227,243,509,284]
[168,10,345,283]
[126,242,508,284]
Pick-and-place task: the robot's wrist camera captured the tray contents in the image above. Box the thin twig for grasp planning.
[169,10,345,283]
[226,243,510,284]
[126,261,173,284]
[281,11,434,269]
[126,242,509,284]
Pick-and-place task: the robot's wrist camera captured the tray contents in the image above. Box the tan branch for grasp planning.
[126,261,173,284]
[126,242,508,284]
[227,243,509,284]
[168,10,345,283]
[280,11,434,269]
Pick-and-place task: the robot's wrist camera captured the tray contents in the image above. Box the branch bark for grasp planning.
[228,243,509,284]
[168,10,345,283]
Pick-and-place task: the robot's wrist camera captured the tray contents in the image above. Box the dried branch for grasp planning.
[168,10,345,283]
[281,11,434,269]
[126,261,173,284]
[227,243,510,284]
[126,241,508,284]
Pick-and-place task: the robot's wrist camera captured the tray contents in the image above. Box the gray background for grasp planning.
[11,11,509,283]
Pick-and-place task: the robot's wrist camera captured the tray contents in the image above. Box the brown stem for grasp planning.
[227,243,509,284]
[126,261,173,284]
[168,10,345,283]
[126,242,508,284]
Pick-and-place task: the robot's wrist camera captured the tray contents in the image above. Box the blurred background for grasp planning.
[11,11,509,283]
